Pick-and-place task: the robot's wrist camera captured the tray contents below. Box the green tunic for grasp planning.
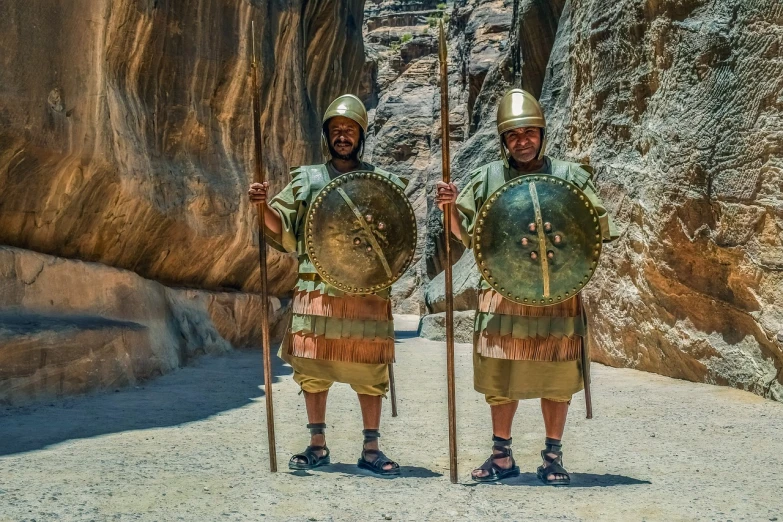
[455,157,618,401]
[265,161,408,385]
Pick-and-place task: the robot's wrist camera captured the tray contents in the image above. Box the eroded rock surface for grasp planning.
[0,1,361,402]
[363,0,564,313]
[541,0,783,400]
[0,0,366,296]
[370,0,782,400]
[0,246,287,404]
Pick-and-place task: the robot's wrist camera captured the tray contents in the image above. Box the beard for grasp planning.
[327,139,362,161]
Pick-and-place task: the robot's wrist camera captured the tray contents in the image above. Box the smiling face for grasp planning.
[326,116,362,161]
[503,126,543,165]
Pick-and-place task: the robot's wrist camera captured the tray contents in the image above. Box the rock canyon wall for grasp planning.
[1,0,781,403]
[0,0,365,402]
[366,0,783,400]
[542,0,783,400]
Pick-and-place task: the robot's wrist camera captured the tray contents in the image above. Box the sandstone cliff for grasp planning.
[0,246,287,404]
[542,0,783,400]
[0,0,366,402]
[2,0,781,404]
[0,0,366,295]
[367,0,783,400]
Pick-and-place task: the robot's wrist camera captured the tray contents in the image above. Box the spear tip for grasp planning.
[438,19,447,62]
[250,20,257,66]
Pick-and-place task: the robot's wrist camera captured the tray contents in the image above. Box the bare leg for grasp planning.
[292,390,328,463]
[491,401,518,439]
[540,398,569,481]
[472,401,518,479]
[357,394,394,471]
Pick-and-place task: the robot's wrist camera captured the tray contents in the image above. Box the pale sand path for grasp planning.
[1,315,781,521]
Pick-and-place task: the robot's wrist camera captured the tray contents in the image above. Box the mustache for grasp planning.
[327,137,361,161]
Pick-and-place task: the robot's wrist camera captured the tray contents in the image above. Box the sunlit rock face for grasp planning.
[1,0,781,403]
[0,0,366,295]
[0,246,288,405]
[0,0,364,402]
[541,0,783,400]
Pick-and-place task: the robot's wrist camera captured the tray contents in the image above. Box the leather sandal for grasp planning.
[289,423,331,470]
[536,439,571,486]
[472,436,521,482]
[357,429,400,476]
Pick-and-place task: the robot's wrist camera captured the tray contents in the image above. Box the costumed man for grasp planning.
[248,94,405,475]
[436,89,618,485]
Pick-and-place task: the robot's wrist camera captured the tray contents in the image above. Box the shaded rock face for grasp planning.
[0,0,366,296]
[418,310,475,343]
[363,0,565,313]
[541,0,783,400]
[424,249,480,313]
[0,246,288,405]
[368,0,782,400]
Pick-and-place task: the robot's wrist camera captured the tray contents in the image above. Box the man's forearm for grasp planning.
[447,205,462,241]
[259,203,282,235]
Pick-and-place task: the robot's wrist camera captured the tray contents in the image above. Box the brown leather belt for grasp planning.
[298,273,322,282]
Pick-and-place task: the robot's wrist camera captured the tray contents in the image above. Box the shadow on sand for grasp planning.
[289,462,442,479]
[466,472,651,488]
[0,350,291,457]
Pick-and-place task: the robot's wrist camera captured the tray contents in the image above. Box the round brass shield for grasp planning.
[473,175,603,306]
[304,171,417,294]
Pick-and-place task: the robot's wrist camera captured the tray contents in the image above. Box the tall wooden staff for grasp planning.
[438,20,458,484]
[250,21,277,473]
[389,364,398,417]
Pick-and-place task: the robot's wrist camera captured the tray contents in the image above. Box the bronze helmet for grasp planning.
[496,89,547,166]
[321,94,368,159]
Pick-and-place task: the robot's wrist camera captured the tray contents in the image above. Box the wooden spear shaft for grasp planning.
[250,21,277,473]
[439,20,458,484]
[389,364,398,417]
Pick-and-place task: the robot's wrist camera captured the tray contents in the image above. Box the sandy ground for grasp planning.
[1,315,782,522]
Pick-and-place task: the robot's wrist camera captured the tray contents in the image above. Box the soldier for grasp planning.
[248,94,408,476]
[436,89,618,485]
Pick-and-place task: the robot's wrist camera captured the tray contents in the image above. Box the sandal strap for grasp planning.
[541,449,564,465]
[492,435,512,447]
[491,435,513,457]
[545,437,562,452]
[291,445,329,465]
[307,423,327,435]
[476,451,516,477]
[361,449,399,470]
[540,457,569,478]
[362,429,381,443]
[477,456,498,473]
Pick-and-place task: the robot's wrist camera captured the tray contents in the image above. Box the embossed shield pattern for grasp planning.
[305,171,417,294]
[473,175,603,306]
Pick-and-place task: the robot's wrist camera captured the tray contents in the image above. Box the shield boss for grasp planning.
[473,175,603,306]
[305,171,417,294]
